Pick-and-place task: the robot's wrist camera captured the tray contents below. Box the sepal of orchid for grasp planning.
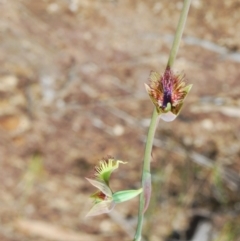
[85,178,114,217]
[86,199,116,217]
[94,158,127,185]
[145,69,192,122]
[86,178,112,197]
[112,188,142,203]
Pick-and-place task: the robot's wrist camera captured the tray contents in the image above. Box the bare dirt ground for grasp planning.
[0,0,240,241]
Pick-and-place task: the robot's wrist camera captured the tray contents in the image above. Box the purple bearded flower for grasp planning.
[145,68,192,122]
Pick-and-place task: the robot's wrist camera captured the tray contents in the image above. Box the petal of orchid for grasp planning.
[85,178,112,197]
[86,200,116,217]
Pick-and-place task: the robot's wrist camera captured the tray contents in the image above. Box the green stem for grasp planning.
[134,108,158,241]
[167,0,192,69]
[134,0,192,240]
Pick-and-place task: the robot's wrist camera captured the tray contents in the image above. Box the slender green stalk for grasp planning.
[134,108,158,241]
[133,0,192,240]
[167,0,192,69]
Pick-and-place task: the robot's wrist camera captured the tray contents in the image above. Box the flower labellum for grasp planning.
[94,157,127,185]
[145,68,192,122]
